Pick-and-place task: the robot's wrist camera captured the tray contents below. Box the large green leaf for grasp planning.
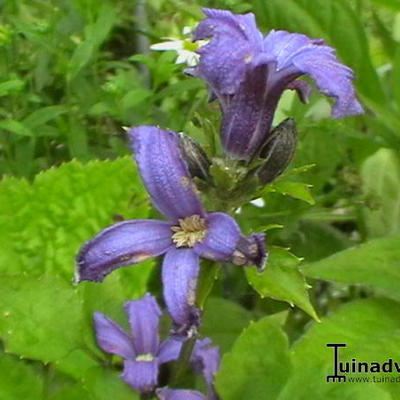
[302,235,400,302]
[278,299,400,400]
[0,275,85,363]
[0,354,43,400]
[246,247,318,320]
[200,297,253,353]
[360,148,400,238]
[215,313,291,400]
[0,158,149,279]
[83,367,138,400]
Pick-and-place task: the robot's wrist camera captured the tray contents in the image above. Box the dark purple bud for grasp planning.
[231,233,267,272]
[178,133,211,181]
[257,118,297,184]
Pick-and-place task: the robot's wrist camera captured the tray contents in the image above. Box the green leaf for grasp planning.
[0,79,24,97]
[0,354,43,400]
[68,3,116,80]
[201,297,253,353]
[278,299,400,400]
[361,148,400,238]
[266,181,315,205]
[83,367,138,400]
[0,275,85,363]
[215,314,291,400]
[246,247,318,320]
[302,235,400,302]
[369,0,400,11]
[23,105,68,128]
[0,158,149,279]
[0,119,33,137]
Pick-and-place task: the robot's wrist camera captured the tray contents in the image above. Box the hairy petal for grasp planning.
[124,294,161,355]
[264,30,363,118]
[193,8,263,97]
[221,59,274,160]
[157,388,207,400]
[129,126,205,222]
[192,338,220,389]
[157,338,183,364]
[122,359,158,393]
[76,220,173,282]
[93,312,135,359]
[194,212,241,261]
[162,248,201,334]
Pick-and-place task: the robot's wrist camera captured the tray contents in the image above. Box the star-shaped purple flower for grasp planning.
[94,294,181,394]
[76,126,266,333]
[191,8,364,160]
[94,294,221,397]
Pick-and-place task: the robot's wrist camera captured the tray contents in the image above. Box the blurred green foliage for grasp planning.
[2,0,400,399]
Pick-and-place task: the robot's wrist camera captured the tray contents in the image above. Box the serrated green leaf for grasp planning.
[0,158,149,279]
[361,148,400,238]
[0,275,85,363]
[302,235,400,302]
[278,299,399,400]
[246,247,318,320]
[267,181,315,205]
[215,314,291,400]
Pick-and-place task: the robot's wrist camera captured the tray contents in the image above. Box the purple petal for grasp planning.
[129,126,205,222]
[193,212,241,261]
[76,220,173,282]
[121,359,158,393]
[157,338,183,364]
[231,233,268,272]
[287,80,312,104]
[193,8,263,98]
[192,338,220,388]
[264,30,363,118]
[124,294,161,355]
[162,248,201,334]
[93,312,135,359]
[220,59,275,160]
[157,388,207,400]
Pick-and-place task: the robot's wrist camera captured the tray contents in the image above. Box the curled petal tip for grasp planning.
[232,233,268,272]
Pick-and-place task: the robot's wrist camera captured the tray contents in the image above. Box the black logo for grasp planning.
[326,343,400,383]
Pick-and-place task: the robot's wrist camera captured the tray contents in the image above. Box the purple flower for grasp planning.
[94,294,221,397]
[192,8,363,160]
[93,294,181,394]
[76,126,266,333]
[156,388,208,400]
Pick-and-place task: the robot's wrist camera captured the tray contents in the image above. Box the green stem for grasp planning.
[170,334,198,385]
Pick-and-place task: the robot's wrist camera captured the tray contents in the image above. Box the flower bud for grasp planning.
[257,118,297,184]
[178,133,211,181]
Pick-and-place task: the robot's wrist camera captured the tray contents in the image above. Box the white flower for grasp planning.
[150,27,207,67]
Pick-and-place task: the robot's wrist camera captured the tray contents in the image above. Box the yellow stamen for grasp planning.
[171,215,207,247]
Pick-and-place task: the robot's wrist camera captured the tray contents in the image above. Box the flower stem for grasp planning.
[170,334,198,385]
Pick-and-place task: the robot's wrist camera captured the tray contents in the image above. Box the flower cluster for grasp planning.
[94,294,219,399]
[76,125,266,334]
[76,7,363,398]
[188,8,363,162]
